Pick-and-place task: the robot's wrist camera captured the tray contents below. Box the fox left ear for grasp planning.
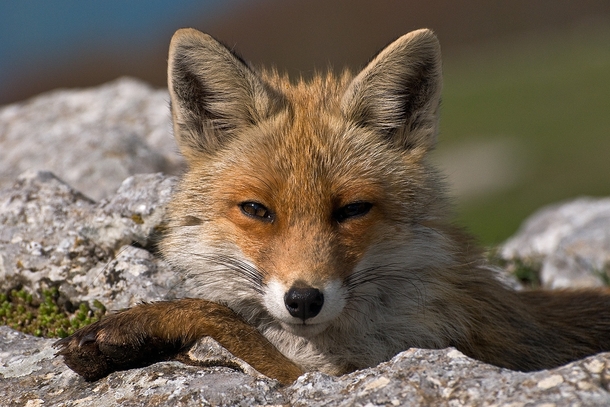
[167,28,280,161]
[341,29,442,151]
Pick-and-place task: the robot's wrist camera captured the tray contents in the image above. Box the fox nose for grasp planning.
[284,287,324,320]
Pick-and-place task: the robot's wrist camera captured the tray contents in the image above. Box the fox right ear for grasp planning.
[341,29,443,152]
[168,28,277,160]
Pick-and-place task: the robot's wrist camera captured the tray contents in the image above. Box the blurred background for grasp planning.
[1,0,609,245]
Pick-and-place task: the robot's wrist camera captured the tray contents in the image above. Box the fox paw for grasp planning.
[54,321,120,381]
[54,318,179,381]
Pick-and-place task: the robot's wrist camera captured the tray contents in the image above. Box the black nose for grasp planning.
[284,287,324,320]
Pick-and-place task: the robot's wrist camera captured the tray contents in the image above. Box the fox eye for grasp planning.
[333,202,373,223]
[240,201,274,222]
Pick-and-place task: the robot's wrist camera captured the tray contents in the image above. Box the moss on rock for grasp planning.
[0,287,106,338]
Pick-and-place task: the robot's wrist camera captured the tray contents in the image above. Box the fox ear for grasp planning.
[168,28,277,160]
[341,29,442,151]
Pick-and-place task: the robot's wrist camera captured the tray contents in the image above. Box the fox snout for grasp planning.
[284,286,325,320]
[264,278,346,335]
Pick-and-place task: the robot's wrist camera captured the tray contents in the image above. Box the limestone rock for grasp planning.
[501,197,610,288]
[0,170,181,311]
[287,348,610,406]
[0,78,184,201]
[2,326,610,406]
[0,326,288,407]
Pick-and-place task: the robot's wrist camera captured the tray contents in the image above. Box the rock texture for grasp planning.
[2,81,610,406]
[0,170,181,311]
[0,77,184,201]
[502,197,610,288]
[2,325,610,407]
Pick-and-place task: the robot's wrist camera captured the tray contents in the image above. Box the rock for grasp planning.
[287,348,610,406]
[501,197,610,288]
[2,326,610,406]
[0,326,288,407]
[0,78,184,201]
[0,170,181,311]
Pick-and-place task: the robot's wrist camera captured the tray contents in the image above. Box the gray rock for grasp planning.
[501,197,610,288]
[0,326,288,407]
[2,325,610,406]
[0,78,184,201]
[288,348,610,406]
[0,170,181,311]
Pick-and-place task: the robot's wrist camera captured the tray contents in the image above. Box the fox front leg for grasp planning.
[54,299,303,385]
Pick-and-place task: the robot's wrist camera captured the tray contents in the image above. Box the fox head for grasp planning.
[162,28,456,347]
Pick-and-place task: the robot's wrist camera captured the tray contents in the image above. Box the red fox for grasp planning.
[56,28,610,385]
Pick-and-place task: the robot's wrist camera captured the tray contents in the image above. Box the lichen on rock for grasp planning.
[0,170,182,312]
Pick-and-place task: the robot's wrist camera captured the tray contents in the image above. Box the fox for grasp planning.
[56,28,610,385]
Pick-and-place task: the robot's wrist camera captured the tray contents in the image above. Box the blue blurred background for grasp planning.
[1,0,609,244]
[0,0,231,104]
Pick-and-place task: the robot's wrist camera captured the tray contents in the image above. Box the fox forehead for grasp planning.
[210,127,386,226]
[198,73,421,212]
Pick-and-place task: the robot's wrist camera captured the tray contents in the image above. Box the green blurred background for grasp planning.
[439,25,610,244]
[2,0,609,245]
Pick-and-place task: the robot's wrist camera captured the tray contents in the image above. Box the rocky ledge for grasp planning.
[1,79,610,406]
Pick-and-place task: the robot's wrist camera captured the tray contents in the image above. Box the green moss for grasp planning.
[0,287,106,338]
[131,213,144,224]
[595,267,610,286]
[487,249,542,288]
[510,259,542,288]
